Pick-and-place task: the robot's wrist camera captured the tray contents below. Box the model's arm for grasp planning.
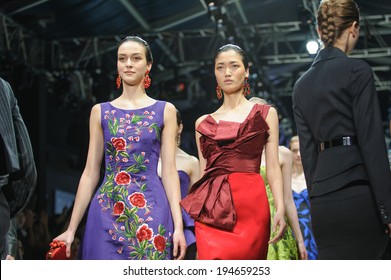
[160,102,186,260]
[5,218,18,260]
[188,155,200,192]
[351,61,391,230]
[292,97,317,193]
[279,146,308,260]
[54,104,104,257]
[195,115,207,177]
[265,107,286,243]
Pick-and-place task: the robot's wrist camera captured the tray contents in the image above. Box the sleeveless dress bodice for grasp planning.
[181,104,272,260]
[82,101,174,260]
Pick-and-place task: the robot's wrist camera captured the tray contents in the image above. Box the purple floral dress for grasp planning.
[81,101,173,260]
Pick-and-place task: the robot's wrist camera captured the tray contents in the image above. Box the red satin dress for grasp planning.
[181,104,271,260]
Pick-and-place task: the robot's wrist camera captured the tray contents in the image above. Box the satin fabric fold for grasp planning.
[183,171,234,230]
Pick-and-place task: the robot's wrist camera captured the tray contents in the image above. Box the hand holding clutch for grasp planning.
[46,240,69,260]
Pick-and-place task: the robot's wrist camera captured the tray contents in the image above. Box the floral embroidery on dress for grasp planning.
[98,108,171,260]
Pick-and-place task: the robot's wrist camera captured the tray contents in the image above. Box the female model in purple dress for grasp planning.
[54,36,186,260]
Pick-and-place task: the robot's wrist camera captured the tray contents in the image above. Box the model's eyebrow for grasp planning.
[118,52,143,56]
[216,60,240,65]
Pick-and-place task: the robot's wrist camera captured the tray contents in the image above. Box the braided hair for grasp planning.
[317,0,360,47]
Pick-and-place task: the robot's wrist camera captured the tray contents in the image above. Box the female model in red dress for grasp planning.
[181,44,286,259]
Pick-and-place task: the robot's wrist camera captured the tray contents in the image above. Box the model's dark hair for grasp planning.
[176,109,182,126]
[118,36,153,64]
[317,0,360,47]
[214,44,249,69]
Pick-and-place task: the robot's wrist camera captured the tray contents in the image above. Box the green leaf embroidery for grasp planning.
[148,123,160,141]
[131,115,145,124]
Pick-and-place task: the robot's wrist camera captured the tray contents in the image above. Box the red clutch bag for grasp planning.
[46,240,69,260]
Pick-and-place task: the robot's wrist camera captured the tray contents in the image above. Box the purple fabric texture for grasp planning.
[178,170,196,247]
[82,101,174,260]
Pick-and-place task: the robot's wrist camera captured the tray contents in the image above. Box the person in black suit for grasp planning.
[0,77,37,258]
[292,0,391,259]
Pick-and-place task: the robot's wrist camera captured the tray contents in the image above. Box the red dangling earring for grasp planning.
[216,84,223,99]
[243,77,251,96]
[116,73,121,89]
[144,70,151,89]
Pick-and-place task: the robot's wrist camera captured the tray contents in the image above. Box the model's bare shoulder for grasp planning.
[278,145,291,156]
[162,101,177,123]
[278,145,292,164]
[195,114,208,127]
[90,103,101,117]
[163,101,176,112]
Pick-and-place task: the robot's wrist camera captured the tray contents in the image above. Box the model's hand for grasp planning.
[297,240,308,260]
[268,210,287,244]
[387,223,391,238]
[53,230,75,258]
[5,255,15,260]
[172,229,187,260]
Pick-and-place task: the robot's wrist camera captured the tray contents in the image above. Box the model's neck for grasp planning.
[222,95,247,111]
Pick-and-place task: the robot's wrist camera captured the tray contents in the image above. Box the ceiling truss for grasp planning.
[1,4,390,123]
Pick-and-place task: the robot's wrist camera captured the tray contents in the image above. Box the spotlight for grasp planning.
[306,39,319,55]
[208,2,218,12]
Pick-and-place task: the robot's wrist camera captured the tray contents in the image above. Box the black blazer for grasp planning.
[0,77,37,217]
[292,46,391,224]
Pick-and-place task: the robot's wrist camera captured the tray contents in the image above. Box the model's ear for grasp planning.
[147,62,152,72]
[177,123,183,135]
[350,21,359,36]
